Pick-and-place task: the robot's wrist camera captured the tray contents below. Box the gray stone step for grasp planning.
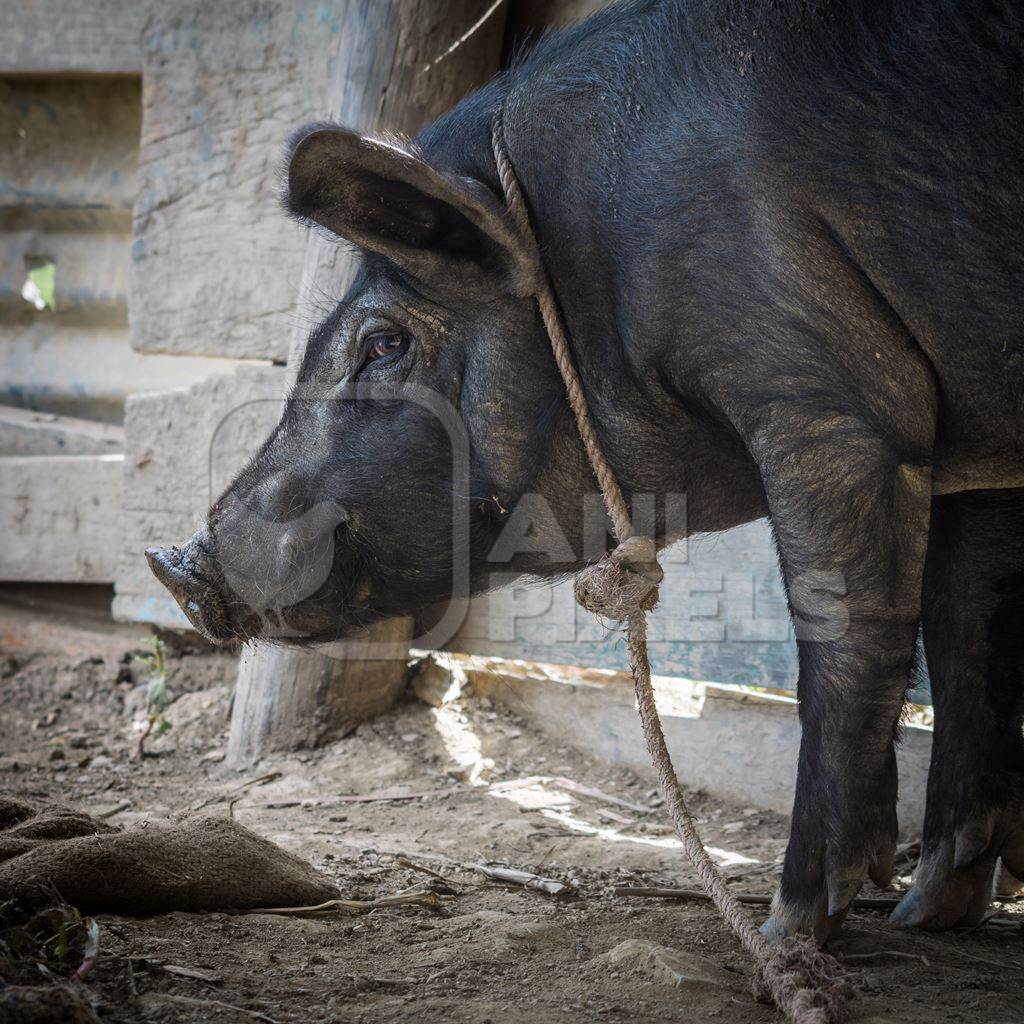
[0,404,123,456]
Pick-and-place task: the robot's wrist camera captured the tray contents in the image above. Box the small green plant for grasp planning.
[134,636,171,760]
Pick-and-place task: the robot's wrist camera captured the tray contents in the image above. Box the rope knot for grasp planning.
[751,938,852,1024]
[574,535,663,620]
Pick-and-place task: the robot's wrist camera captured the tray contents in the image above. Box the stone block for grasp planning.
[0,453,123,582]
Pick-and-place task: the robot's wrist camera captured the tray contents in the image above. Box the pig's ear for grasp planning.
[285,124,538,296]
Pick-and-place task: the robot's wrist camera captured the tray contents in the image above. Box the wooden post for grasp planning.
[227,0,508,766]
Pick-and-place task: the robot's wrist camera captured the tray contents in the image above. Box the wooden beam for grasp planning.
[226,1,508,766]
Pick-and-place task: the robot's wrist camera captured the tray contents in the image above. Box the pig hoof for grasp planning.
[760,895,848,946]
[892,813,1024,930]
[774,769,898,944]
[891,833,996,930]
[890,872,992,930]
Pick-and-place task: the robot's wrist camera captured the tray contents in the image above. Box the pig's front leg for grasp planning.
[744,412,933,942]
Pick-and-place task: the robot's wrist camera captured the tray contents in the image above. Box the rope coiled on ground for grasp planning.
[491,106,849,1024]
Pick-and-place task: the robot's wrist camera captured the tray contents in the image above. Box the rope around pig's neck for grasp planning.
[491,107,848,1024]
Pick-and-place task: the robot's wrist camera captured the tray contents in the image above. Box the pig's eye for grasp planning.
[360,331,409,371]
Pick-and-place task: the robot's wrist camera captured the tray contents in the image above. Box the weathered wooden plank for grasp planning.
[133,0,512,362]
[0,453,123,582]
[226,618,416,764]
[130,4,336,361]
[0,1,146,74]
[130,3,337,360]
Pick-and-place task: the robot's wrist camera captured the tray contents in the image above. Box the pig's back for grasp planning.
[738,0,1024,486]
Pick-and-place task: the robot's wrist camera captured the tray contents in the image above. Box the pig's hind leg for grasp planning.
[891,488,1024,929]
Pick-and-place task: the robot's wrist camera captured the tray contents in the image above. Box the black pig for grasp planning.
[148,0,1024,941]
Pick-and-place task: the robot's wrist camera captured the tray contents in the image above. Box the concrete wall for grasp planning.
[448,520,797,690]
[0,406,122,457]
[0,3,254,584]
[418,653,934,835]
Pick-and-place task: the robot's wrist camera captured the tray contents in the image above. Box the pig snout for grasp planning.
[146,532,240,642]
[146,499,351,643]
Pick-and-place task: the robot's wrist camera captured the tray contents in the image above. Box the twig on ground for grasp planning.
[144,993,279,1024]
[596,808,637,826]
[192,771,282,811]
[252,892,444,916]
[614,886,1024,927]
[615,886,774,905]
[966,911,1023,931]
[394,856,462,889]
[132,957,223,983]
[331,787,455,804]
[528,826,596,840]
[840,950,931,966]
[161,964,223,983]
[551,777,651,815]
[477,864,576,898]
[257,787,454,810]
[946,946,1022,971]
[615,886,903,909]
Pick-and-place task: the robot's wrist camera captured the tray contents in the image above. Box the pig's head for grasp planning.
[147,124,595,644]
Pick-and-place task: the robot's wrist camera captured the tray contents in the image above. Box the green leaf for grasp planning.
[146,674,168,715]
[22,262,56,312]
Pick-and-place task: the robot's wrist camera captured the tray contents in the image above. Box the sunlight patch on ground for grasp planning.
[487,777,759,868]
[429,703,760,869]
[429,704,495,785]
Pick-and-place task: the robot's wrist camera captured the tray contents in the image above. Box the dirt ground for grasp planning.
[1,591,1021,1024]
